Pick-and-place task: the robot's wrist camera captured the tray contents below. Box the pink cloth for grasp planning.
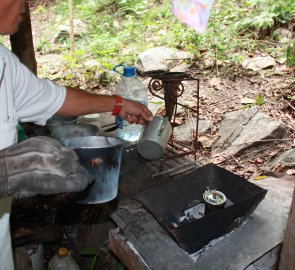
[172,0,214,33]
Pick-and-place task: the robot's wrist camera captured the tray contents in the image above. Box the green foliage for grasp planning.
[255,94,265,106]
[35,0,295,81]
[80,247,97,270]
[36,38,51,54]
[242,94,265,109]
[286,39,295,67]
[239,0,295,32]
[80,247,126,270]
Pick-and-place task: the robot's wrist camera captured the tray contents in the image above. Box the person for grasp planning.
[0,1,153,269]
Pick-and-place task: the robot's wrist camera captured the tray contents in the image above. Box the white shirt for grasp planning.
[0,44,67,270]
[0,44,66,150]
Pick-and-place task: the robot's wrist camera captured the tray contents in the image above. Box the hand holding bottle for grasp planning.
[118,99,153,125]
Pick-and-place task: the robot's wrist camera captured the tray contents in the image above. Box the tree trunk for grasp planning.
[278,187,295,270]
[10,3,37,75]
[68,0,74,54]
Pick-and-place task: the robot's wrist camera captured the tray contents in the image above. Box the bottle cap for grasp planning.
[57,247,69,258]
[123,66,136,77]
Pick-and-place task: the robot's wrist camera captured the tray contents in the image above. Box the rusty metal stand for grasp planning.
[148,72,200,165]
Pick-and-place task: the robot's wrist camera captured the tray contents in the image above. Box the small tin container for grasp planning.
[203,190,227,215]
[137,116,172,160]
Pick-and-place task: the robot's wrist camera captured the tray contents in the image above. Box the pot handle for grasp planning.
[157,117,170,136]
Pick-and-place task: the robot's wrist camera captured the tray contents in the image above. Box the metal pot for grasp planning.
[50,123,99,143]
[63,136,123,204]
[137,116,172,160]
[46,115,78,132]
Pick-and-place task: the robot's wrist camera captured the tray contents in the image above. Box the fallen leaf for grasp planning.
[212,155,227,164]
[174,117,185,126]
[198,134,219,148]
[253,175,268,180]
[240,97,255,104]
[209,77,222,87]
[286,169,295,175]
[249,157,264,164]
[274,164,285,172]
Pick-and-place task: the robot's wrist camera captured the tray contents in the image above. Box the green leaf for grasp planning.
[80,247,97,256]
[116,263,126,270]
[89,255,97,270]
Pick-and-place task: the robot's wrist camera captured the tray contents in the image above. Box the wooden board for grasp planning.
[110,199,195,270]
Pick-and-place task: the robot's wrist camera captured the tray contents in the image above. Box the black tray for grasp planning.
[135,163,267,254]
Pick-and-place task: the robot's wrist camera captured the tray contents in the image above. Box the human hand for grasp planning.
[118,99,153,125]
[0,136,93,198]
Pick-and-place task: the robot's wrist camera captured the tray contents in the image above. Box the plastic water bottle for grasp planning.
[48,247,80,270]
[113,64,148,142]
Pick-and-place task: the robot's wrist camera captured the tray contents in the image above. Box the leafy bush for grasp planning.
[239,0,295,34]
[34,0,295,79]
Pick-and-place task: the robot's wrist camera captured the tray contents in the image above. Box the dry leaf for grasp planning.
[240,97,255,104]
[198,134,219,148]
[212,155,227,164]
[274,164,285,172]
[253,175,267,180]
[174,117,185,126]
[249,157,264,164]
[286,169,295,175]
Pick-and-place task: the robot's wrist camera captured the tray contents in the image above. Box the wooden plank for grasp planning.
[278,185,295,270]
[109,228,150,270]
[110,199,195,270]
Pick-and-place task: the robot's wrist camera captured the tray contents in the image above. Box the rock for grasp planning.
[135,47,193,75]
[198,119,211,134]
[53,19,88,43]
[212,107,287,158]
[173,118,210,144]
[242,56,276,72]
[272,28,293,44]
[170,63,193,73]
[270,149,295,168]
[173,122,194,145]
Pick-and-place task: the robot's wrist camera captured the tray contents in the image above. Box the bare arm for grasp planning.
[57,87,153,124]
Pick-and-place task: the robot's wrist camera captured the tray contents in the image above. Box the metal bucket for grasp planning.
[63,136,123,204]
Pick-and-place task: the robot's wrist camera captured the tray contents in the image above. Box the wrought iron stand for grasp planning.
[148,72,200,162]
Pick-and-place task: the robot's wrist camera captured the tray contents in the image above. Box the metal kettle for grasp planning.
[137,116,172,160]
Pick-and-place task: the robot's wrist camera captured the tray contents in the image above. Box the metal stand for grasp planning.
[148,72,200,162]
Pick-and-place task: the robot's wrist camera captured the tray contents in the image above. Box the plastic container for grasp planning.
[113,63,148,142]
[48,247,80,270]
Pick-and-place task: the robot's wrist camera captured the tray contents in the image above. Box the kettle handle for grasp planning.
[112,63,125,75]
[157,117,169,136]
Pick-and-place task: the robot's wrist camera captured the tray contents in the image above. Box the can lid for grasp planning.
[123,66,136,77]
[57,247,69,258]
